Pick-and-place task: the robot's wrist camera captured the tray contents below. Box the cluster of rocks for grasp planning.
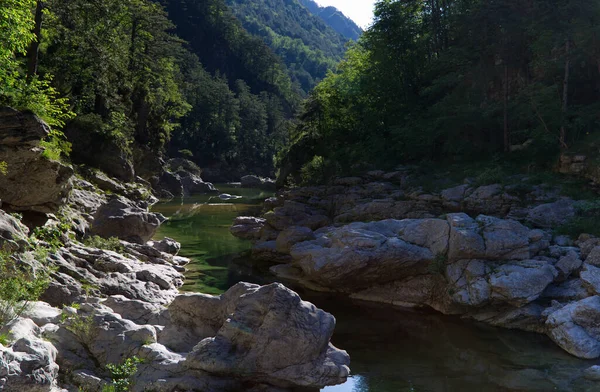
[1,281,348,392]
[64,113,218,199]
[558,153,600,186]
[0,108,350,391]
[241,175,276,191]
[231,171,600,362]
[155,158,218,199]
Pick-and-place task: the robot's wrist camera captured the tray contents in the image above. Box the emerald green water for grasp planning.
[154,188,597,392]
[152,184,272,294]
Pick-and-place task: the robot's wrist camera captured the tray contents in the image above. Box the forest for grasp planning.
[280,0,600,185]
[0,0,353,179]
[3,0,600,185]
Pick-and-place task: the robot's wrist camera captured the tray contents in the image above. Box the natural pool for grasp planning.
[152,184,270,294]
[154,188,598,392]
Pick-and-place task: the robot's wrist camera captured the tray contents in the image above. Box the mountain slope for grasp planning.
[298,0,362,41]
[225,0,349,94]
[158,0,299,176]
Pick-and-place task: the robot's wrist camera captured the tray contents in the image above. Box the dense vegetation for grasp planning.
[157,0,299,175]
[280,0,600,184]
[225,0,351,94]
[1,0,353,178]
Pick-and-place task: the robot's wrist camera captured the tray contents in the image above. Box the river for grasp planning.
[153,186,597,392]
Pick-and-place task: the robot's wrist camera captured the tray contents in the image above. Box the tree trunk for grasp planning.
[560,39,570,150]
[26,1,44,79]
[503,64,509,152]
[129,18,138,72]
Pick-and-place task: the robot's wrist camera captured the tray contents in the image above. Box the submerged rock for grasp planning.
[241,175,276,190]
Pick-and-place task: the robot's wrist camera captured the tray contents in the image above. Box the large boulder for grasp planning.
[488,260,557,306]
[184,283,350,389]
[0,107,73,213]
[42,243,184,306]
[45,282,349,392]
[0,318,61,391]
[546,296,600,359]
[446,214,546,261]
[64,115,134,182]
[90,196,163,243]
[230,216,267,240]
[290,221,436,290]
[178,172,218,195]
[526,199,576,229]
[0,210,29,250]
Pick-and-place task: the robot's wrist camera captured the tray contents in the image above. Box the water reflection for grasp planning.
[152,184,270,294]
[310,294,597,392]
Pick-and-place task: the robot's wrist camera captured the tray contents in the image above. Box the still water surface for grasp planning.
[153,187,597,392]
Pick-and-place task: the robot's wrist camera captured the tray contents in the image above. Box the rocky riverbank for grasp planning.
[0,108,349,391]
[231,169,600,367]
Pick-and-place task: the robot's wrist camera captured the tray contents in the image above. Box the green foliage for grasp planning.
[40,129,72,161]
[556,200,600,238]
[178,149,193,158]
[226,0,349,94]
[102,356,143,392]
[281,0,600,181]
[0,0,36,60]
[0,162,7,176]
[43,0,190,152]
[84,236,125,254]
[473,167,509,187]
[9,212,22,221]
[0,250,50,327]
[161,0,300,176]
[0,1,73,126]
[32,221,71,251]
[299,155,341,185]
[61,311,95,343]
[0,333,11,346]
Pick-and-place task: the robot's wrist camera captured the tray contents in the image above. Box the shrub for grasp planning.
[300,155,340,185]
[32,222,71,251]
[555,200,600,237]
[83,236,125,254]
[0,250,50,327]
[178,149,193,158]
[41,129,72,161]
[62,313,95,344]
[102,356,143,392]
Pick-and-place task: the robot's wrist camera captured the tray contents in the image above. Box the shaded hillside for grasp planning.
[299,0,362,41]
[158,0,301,176]
[225,0,350,94]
